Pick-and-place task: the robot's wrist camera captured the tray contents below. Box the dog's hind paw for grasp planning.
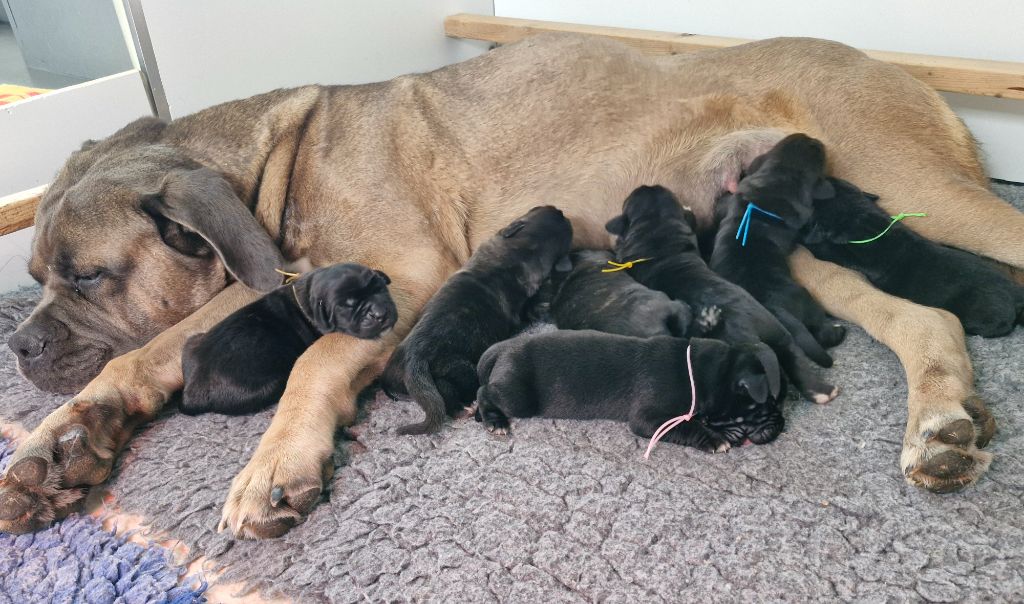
[902,398,995,493]
[0,457,84,534]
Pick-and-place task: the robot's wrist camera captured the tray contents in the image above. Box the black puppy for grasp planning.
[802,177,1024,337]
[180,263,396,415]
[381,206,573,435]
[710,133,846,367]
[528,249,721,338]
[606,185,837,403]
[476,330,785,452]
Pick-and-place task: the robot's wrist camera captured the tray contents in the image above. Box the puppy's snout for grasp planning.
[9,323,50,361]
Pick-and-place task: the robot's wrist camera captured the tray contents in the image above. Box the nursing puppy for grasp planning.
[803,178,1024,337]
[710,134,846,367]
[476,330,785,452]
[381,206,573,435]
[607,185,837,403]
[528,249,721,338]
[180,263,396,415]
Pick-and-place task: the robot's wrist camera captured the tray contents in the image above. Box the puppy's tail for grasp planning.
[775,309,833,368]
[397,357,447,435]
[379,345,409,399]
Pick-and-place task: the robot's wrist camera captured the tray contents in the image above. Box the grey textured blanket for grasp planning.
[0,184,1021,602]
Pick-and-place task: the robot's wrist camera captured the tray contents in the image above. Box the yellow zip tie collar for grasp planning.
[602,258,652,273]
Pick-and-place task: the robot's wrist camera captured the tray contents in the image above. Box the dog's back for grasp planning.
[547,250,698,338]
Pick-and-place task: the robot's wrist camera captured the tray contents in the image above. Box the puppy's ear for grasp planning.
[142,167,284,292]
[554,255,573,272]
[373,269,392,285]
[812,178,836,200]
[734,344,782,403]
[500,220,526,238]
[862,191,881,203]
[753,343,782,400]
[605,215,628,236]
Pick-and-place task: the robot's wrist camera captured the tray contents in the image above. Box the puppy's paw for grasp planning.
[455,402,478,420]
[219,440,333,539]
[695,305,723,335]
[481,409,511,436]
[811,385,839,405]
[902,401,994,493]
[814,323,847,348]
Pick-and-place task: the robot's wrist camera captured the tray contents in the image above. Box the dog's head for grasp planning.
[489,205,573,290]
[605,185,699,257]
[692,337,783,411]
[800,177,882,245]
[298,263,397,338]
[8,118,284,393]
[736,133,834,230]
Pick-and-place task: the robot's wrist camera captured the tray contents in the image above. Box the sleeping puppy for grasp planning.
[180,263,396,415]
[803,177,1024,337]
[710,133,846,367]
[381,205,573,435]
[527,249,721,338]
[475,330,785,452]
[606,185,837,403]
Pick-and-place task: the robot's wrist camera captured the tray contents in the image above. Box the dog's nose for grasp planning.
[9,324,48,361]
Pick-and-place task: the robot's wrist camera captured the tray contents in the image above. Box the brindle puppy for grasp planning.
[803,178,1024,337]
[710,133,846,367]
[607,185,837,403]
[381,206,573,435]
[527,249,721,338]
[475,330,785,452]
[181,263,396,415]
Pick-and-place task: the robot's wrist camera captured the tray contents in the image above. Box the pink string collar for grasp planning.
[643,344,697,459]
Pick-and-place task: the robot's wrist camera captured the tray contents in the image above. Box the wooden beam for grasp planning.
[0,185,45,236]
[445,14,1024,101]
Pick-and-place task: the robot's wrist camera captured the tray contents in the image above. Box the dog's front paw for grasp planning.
[219,440,334,539]
[902,396,995,493]
[0,398,133,533]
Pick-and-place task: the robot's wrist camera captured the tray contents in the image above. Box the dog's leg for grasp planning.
[218,332,390,539]
[0,284,260,533]
[790,248,996,492]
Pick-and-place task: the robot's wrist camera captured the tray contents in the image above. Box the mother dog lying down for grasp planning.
[3,33,1021,538]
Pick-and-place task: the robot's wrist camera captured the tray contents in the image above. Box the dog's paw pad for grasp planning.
[903,410,993,494]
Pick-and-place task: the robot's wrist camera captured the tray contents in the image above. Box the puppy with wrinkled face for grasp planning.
[381,206,573,435]
[527,249,721,338]
[607,185,837,403]
[711,133,846,367]
[803,177,1024,337]
[181,263,396,415]
[475,330,785,452]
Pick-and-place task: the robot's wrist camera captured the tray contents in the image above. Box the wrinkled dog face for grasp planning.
[304,264,397,339]
[8,118,284,393]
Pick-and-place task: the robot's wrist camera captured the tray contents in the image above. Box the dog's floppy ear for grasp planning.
[605,214,628,236]
[143,167,285,292]
[554,255,573,272]
[862,191,881,203]
[735,343,782,403]
[373,269,392,285]
[812,178,836,200]
[500,220,526,238]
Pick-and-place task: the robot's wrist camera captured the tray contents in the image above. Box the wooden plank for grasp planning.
[445,14,1024,101]
[0,185,45,236]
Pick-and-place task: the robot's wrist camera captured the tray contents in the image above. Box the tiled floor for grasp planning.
[0,23,85,89]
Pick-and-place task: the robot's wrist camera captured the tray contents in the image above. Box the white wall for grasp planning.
[495,0,1024,182]
[139,0,493,119]
[0,70,154,291]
